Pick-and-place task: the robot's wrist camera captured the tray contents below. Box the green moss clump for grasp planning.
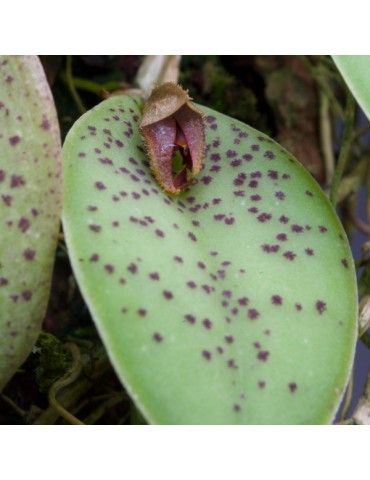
[180,56,269,132]
[34,332,72,393]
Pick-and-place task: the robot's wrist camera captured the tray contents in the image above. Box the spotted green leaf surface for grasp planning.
[0,56,62,391]
[62,95,357,424]
[332,56,370,121]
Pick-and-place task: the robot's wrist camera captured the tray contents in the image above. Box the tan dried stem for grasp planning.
[135,56,181,98]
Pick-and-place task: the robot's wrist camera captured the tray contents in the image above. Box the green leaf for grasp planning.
[62,94,357,424]
[332,55,370,120]
[0,56,62,391]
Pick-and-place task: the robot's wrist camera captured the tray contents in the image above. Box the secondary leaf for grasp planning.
[62,94,357,424]
[0,56,62,391]
[332,55,370,121]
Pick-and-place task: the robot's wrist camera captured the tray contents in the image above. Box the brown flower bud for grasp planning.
[140,82,205,195]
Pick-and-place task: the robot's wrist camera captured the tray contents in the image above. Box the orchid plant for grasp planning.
[1,55,368,424]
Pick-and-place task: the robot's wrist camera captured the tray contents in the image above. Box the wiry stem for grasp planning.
[299,55,344,119]
[339,370,354,421]
[329,92,356,206]
[65,56,86,115]
[48,343,84,425]
[0,393,26,418]
[319,91,335,185]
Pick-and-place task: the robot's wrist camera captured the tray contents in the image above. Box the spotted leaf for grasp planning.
[0,56,62,391]
[62,94,357,424]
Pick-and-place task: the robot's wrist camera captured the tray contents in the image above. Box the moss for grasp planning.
[34,332,72,393]
[180,56,269,132]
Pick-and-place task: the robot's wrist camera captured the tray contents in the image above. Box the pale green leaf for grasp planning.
[333,55,370,120]
[0,56,62,391]
[62,95,357,424]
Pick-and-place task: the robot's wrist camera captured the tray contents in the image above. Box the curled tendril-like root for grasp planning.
[48,342,84,425]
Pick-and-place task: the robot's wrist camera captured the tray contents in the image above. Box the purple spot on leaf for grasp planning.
[316,300,327,314]
[203,319,212,329]
[202,350,212,361]
[341,259,349,268]
[22,290,32,301]
[188,232,197,242]
[226,150,237,158]
[271,295,282,305]
[264,150,275,159]
[257,351,270,361]
[283,251,296,261]
[9,135,20,145]
[153,332,163,343]
[257,212,272,223]
[11,175,25,188]
[155,229,165,238]
[262,244,280,253]
[227,359,238,369]
[250,194,261,202]
[279,215,289,224]
[128,263,138,274]
[18,218,30,233]
[95,181,106,190]
[163,290,173,300]
[275,191,285,200]
[185,314,196,324]
[248,309,260,320]
[288,383,297,392]
[2,194,13,206]
[23,248,35,260]
[238,297,249,306]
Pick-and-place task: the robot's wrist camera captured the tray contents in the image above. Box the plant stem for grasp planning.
[329,92,356,206]
[48,342,84,425]
[339,369,354,421]
[319,91,335,185]
[352,122,370,143]
[33,345,112,425]
[0,393,26,418]
[299,55,344,119]
[351,366,370,424]
[82,392,127,424]
[361,331,370,349]
[60,72,123,96]
[65,56,86,115]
